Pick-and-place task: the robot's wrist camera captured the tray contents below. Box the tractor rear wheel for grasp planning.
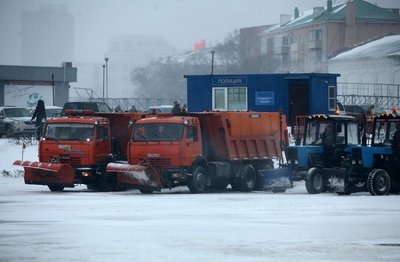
[305,167,326,194]
[367,169,391,196]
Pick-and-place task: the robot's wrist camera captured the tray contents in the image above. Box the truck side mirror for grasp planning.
[185,138,194,144]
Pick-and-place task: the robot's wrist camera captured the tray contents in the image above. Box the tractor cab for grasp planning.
[288,114,361,177]
[348,114,400,195]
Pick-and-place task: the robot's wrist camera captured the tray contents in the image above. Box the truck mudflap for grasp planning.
[260,167,293,192]
[13,160,75,187]
[106,163,161,190]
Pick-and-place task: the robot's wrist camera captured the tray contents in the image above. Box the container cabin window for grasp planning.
[328,86,336,111]
[212,87,247,111]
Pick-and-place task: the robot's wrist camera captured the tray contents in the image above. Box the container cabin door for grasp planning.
[288,83,309,126]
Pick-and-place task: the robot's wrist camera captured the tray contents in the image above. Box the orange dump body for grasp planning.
[194,111,288,161]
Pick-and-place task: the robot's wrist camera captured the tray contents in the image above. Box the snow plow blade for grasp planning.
[13,160,74,187]
[106,163,161,190]
[260,167,293,192]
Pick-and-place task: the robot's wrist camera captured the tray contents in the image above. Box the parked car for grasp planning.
[29,106,63,118]
[0,106,36,137]
[62,102,112,113]
[344,104,385,117]
[344,104,386,134]
[146,105,173,113]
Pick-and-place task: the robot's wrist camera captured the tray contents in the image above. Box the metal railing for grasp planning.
[337,82,400,109]
[69,97,187,112]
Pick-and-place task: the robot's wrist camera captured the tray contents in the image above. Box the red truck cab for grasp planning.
[128,115,202,187]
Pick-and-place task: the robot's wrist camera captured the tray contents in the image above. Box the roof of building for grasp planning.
[330,35,400,60]
[275,0,400,31]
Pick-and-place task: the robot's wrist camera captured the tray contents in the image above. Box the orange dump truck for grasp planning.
[14,110,144,191]
[107,111,289,193]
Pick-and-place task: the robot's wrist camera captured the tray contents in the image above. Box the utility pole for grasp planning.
[104,57,109,99]
[102,64,106,102]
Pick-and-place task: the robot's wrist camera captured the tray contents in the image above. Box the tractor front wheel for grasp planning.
[305,167,326,194]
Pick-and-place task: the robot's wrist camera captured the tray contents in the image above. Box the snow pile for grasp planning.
[1,138,400,262]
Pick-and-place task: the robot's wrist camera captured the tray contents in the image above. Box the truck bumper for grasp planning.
[13,160,75,187]
[260,167,293,191]
[106,163,161,190]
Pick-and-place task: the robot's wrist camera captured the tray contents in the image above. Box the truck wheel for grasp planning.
[367,169,391,196]
[239,164,256,192]
[187,166,208,193]
[305,167,326,194]
[48,185,64,191]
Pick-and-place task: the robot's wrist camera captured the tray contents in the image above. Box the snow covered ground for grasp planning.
[1,138,400,262]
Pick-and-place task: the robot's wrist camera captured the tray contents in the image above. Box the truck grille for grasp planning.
[351,147,362,167]
[147,158,171,167]
[24,121,35,125]
[54,156,82,165]
[351,148,362,160]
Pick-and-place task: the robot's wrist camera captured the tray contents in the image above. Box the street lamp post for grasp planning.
[104,57,109,99]
[210,50,215,75]
[102,64,106,102]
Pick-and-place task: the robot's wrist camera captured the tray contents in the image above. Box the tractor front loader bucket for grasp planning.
[260,167,293,192]
[13,160,75,187]
[106,163,161,190]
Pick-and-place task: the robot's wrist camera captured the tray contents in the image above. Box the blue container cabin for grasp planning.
[184,73,340,125]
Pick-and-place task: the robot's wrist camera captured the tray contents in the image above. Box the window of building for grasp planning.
[328,86,336,111]
[308,30,323,41]
[212,87,247,111]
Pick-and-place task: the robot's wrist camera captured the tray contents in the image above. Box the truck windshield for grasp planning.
[133,123,184,142]
[304,120,332,145]
[44,123,95,141]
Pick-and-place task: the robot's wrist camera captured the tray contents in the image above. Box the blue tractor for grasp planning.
[349,114,400,195]
[287,114,363,194]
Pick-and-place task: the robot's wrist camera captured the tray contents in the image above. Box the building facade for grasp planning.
[329,35,400,109]
[21,4,74,66]
[240,0,400,73]
[0,64,77,108]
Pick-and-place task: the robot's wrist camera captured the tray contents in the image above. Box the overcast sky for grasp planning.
[0,0,399,64]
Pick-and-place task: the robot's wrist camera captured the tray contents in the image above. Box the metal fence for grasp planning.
[337,82,400,109]
[69,97,187,112]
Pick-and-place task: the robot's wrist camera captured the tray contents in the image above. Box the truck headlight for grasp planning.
[82,171,91,177]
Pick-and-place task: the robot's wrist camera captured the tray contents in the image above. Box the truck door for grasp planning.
[94,125,111,162]
[288,83,309,126]
[183,125,202,166]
